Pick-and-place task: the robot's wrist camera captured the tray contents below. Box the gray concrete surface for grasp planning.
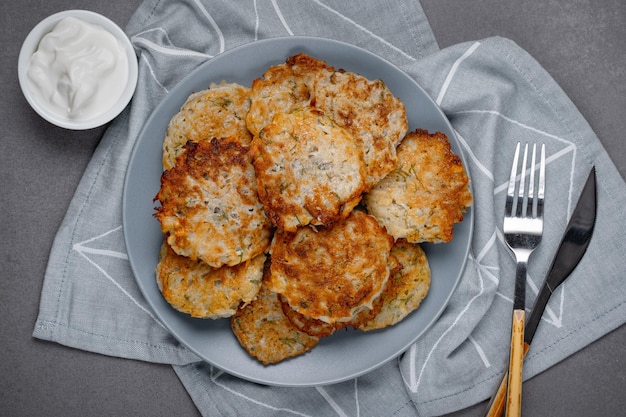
[1,1,624,416]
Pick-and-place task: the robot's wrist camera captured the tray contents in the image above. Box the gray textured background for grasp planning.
[1,1,624,416]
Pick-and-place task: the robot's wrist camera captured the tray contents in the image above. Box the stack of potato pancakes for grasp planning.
[153,54,472,365]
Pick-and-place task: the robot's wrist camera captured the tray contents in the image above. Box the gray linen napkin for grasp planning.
[33,1,626,416]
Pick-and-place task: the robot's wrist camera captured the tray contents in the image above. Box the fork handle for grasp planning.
[505,309,526,417]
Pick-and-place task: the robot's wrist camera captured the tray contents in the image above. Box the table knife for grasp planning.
[484,166,597,417]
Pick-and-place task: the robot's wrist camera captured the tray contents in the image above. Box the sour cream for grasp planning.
[26,16,129,120]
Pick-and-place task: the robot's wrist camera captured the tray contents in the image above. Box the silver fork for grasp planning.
[503,142,546,417]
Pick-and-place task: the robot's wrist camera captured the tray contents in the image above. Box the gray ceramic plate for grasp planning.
[123,36,473,387]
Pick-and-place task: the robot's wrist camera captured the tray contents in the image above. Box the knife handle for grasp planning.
[484,343,530,417]
[484,372,507,417]
[505,309,525,417]
[484,341,531,417]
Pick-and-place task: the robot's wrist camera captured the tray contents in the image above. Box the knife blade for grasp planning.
[523,166,596,345]
[484,166,597,417]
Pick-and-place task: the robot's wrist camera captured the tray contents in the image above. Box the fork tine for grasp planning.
[516,143,529,217]
[506,142,521,216]
[528,144,537,217]
[537,143,546,219]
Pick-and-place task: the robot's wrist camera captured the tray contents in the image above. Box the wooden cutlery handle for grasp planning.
[484,373,508,417]
[505,309,526,417]
[484,340,532,417]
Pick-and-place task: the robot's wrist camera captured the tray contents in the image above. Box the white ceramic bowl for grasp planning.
[18,10,138,130]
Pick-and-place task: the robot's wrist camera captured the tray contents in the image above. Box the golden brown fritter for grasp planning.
[279,295,346,338]
[231,283,319,366]
[162,82,252,170]
[250,107,367,232]
[154,138,273,267]
[357,241,430,331]
[267,210,395,324]
[365,129,472,243]
[278,254,400,337]
[314,70,408,188]
[246,54,334,137]
[247,53,408,190]
[156,241,265,319]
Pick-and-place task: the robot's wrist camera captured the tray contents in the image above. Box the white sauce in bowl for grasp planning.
[26,16,129,120]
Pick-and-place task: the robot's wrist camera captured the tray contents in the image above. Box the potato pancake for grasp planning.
[357,241,430,331]
[267,210,394,324]
[279,254,399,337]
[156,242,264,319]
[279,295,346,337]
[231,283,319,366]
[314,70,408,188]
[365,129,472,243]
[154,137,272,267]
[247,53,407,189]
[250,107,367,232]
[162,82,252,170]
[246,53,333,137]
